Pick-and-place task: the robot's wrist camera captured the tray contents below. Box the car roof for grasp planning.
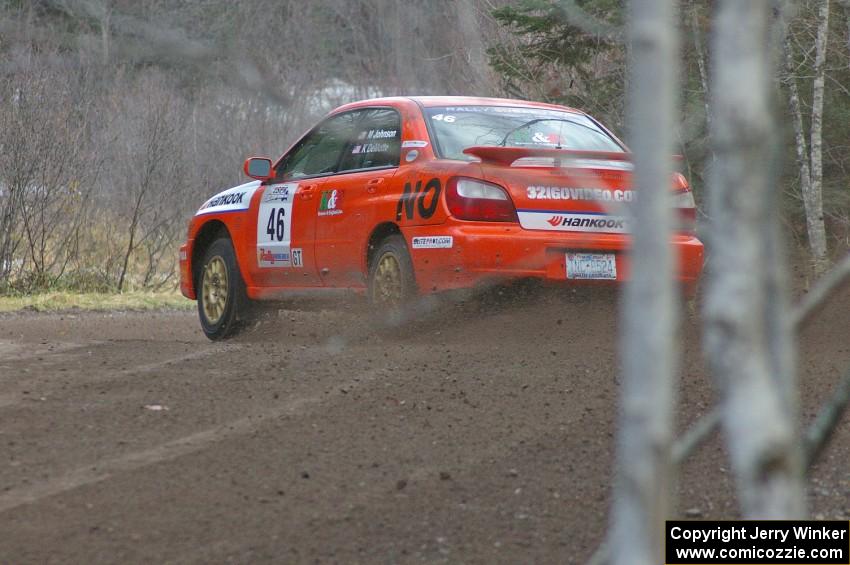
[331,96,585,116]
[410,96,583,114]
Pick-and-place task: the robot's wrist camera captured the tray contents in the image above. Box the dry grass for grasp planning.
[0,291,194,313]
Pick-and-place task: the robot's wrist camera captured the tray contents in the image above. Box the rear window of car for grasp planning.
[423,105,624,161]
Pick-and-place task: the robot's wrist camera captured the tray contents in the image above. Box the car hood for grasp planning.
[195,180,262,217]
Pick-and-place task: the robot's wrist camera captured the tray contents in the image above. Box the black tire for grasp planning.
[197,237,249,340]
[367,235,417,320]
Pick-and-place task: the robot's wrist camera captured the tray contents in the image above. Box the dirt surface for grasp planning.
[1,285,848,564]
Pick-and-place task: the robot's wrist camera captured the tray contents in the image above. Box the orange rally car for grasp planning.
[180,96,704,340]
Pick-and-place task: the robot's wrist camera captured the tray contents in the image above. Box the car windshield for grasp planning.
[424,105,624,160]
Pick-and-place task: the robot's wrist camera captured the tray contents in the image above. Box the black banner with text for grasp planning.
[666,520,849,564]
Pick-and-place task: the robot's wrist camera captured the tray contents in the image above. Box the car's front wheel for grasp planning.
[368,235,417,321]
[198,237,248,340]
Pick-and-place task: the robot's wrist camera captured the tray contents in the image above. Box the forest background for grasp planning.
[0,0,846,294]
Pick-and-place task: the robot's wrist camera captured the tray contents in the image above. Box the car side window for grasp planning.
[337,108,401,173]
[278,111,362,180]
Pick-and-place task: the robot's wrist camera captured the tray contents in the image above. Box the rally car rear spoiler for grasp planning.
[462,146,632,167]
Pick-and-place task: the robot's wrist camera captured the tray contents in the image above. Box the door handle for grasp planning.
[366,178,384,193]
[300,184,318,199]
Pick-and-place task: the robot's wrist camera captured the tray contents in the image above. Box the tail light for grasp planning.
[446,177,518,222]
[672,173,696,234]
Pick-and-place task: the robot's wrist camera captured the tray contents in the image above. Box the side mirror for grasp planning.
[243,157,273,181]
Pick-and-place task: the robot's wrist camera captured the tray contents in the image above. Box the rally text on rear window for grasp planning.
[424,106,623,161]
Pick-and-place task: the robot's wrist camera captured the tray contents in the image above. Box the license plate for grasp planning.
[566,253,617,280]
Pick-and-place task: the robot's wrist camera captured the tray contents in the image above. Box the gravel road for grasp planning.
[1,286,848,564]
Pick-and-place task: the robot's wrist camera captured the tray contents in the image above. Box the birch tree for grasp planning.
[785,0,831,273]
[689,1,711,133]
[610,0,678,563]
[455,0,493,94]
[808,0,830,271]
[705,0,805,518]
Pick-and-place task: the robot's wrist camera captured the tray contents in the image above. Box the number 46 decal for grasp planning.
[256,183,300,268]
[266,207,286,241]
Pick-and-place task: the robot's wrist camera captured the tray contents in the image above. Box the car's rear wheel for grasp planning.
[368,235,417,320]
[198,237,248,340]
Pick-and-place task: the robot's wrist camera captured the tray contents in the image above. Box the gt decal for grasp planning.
[291,248,303,267]
[395,178,441,221]
[257,184,301,268]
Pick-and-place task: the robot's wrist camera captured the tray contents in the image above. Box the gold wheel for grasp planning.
[373,253,403,307]
[201,255,229,324]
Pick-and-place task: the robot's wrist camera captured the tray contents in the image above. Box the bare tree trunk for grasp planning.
[807,0,830,272]
[705,0,805,518]
[0,188,22,282]
[836,0,850,68]
[101,6,111,65]
[456,0,492,94]
[784,40,813,237]
[767,0,803,456]
[689,2,711,133]
[610,1,678,564]
[117,191,143,292]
